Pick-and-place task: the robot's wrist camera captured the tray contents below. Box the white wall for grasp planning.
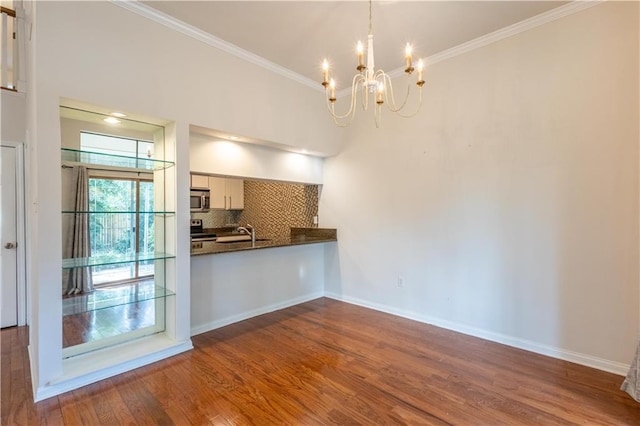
[191,244,326,335]
[190,135,324,184]
[1,91,26,141]
[26,0,336,398]
[321,1,639,373]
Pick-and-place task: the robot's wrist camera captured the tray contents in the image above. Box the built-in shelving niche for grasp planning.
[60,106,175,359]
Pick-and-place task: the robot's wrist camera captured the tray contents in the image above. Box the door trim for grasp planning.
[1,141,27,326]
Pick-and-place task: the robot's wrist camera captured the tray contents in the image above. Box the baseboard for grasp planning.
[28,344,38,401]
[34,337,193,402]
[324,292,629,377]
[190,291,325,336]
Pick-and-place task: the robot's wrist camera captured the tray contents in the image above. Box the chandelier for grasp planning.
[321,0,425,127]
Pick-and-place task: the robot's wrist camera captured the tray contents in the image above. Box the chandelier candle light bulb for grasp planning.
[329,79,337,102]
[376,82,384,105]
[322,59,329,87]
[320,0,424,127]
[357,41,365,71]
[405,43,413,73]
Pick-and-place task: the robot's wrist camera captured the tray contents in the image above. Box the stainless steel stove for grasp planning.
[190,219,217,242]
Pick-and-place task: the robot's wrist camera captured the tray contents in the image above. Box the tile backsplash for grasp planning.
[191,209,240,229]
[191,179,319,240]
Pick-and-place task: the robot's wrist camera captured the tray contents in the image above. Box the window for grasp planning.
[89,177,155,285]
[81,132,154,159]
[80,132,157,286]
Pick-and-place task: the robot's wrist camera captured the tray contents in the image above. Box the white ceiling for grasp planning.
[141,1,569,90]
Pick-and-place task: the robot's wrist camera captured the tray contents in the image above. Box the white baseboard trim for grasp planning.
[34,337,193,402]
[324,292,629,377]
[190,291,325,336]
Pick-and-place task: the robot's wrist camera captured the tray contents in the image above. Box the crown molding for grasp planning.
[111,0,321,92]
[422,0,605,68]
[112,0,603,98]
[338,0,604,98]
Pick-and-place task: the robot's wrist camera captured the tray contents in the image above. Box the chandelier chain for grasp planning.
[369,0,373,35]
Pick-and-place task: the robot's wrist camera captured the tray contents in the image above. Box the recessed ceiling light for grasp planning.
[103,117,120,124]
[111,112,126,117]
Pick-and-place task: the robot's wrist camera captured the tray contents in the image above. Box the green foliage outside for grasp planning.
[88,178,155,258]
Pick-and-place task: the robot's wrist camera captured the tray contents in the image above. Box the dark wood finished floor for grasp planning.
[2,298,639,425]
[63,299,156,348]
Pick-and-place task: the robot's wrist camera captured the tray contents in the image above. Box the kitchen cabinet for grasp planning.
[226,178,244,210]
[208,176,225,209]
[190,173,209,189]
[209,176,244,210]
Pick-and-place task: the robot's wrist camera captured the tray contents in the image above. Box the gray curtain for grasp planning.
[64,166,93,295]
[622,340,640,402]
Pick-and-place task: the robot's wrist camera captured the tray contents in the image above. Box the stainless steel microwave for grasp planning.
[190,188,210,212]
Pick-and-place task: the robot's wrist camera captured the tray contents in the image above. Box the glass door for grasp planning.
[88,177,154,285]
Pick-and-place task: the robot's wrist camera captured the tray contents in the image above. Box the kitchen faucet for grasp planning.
[237,224,256,244]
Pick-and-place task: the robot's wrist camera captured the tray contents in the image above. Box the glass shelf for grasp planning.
[61,148,174,171]
[62,211,175,215]
[62,252,175,269]
[62,280,175,316]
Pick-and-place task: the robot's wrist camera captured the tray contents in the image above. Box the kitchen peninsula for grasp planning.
[191,228,337,255]
[188,136,333,337]
[190,228,336,336]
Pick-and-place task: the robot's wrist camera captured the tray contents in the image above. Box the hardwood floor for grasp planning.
[2,298,639,425]
[62,279,158,348]
[62,299,156,348]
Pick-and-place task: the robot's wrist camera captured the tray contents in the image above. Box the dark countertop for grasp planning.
[190,228,337,256]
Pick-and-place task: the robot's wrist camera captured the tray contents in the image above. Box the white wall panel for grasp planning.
[190,244,326,335]
[190,135,323,184]
[321,1,639,369]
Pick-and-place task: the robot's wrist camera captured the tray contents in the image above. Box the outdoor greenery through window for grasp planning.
[80,132,156,286]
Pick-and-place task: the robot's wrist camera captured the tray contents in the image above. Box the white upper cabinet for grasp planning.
[208,176,226,209]
[190,174,209,189]
[226,178,244,210]
[208,176,244,210]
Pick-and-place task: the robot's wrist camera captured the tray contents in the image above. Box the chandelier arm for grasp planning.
[361,78,370,111]
[393,89,423,119]
[380,72,410,113]
[326,96,355,121]
[329,98,355,127]
[325,74,364,121]
[382,73,424,118]
[331,114,353,128]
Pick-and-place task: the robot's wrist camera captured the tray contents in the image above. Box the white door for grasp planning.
[1,145,18,327]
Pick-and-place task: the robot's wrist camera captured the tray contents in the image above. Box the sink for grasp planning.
[215,237,270,244]
[215,235,251,243]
